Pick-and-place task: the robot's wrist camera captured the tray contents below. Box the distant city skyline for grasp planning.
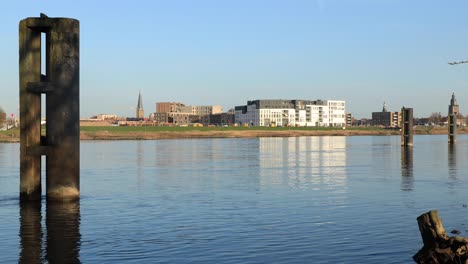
[1,1,468,119]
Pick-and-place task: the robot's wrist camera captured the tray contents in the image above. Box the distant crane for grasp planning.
[448,60,468,65]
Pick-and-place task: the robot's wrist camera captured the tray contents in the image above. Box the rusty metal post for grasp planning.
[19,14,79,201]
[401,107,413,146]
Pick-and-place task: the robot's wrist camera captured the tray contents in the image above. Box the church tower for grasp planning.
[136,91,144,119]
[382,102,388,112]
[449,92,459,116]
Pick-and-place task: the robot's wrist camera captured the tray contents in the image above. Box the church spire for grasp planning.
[382,101,388,112]
[451,92,457,106]
[449,92,459,116]
[136,91,144,119]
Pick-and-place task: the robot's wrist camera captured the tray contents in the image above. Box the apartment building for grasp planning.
[191,105,223,116]
[155,102,223,125]
[156,102,186,113]
[372,102,401,128]
[234,99,346,127]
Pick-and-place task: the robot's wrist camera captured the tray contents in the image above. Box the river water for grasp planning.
[1,135,468,263]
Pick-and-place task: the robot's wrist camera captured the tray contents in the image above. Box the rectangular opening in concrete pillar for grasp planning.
[41,155,46,194]
[41,32,46,76]
[41,93,46,140]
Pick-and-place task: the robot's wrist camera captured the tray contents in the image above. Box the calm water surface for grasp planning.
[1,135,468,263]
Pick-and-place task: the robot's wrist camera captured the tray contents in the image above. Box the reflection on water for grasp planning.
[448,144,457,180]
[4,135,468,263]
[259,137,346,189]
[137,140,144,190]
[401,146,413,191]
[19,201,81,264]
[19,201,42,264]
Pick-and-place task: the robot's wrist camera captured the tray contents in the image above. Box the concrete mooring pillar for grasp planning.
[401,107,413,146]
[19,14,79,201]
[448,93,458,144]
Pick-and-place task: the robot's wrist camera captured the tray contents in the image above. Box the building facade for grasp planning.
[234,99,346,127]
[205,113,235,126]
[346,113,353,127]
[156,102,185,113]
[96,114,117,120]
[155,102,224,125]
[191,105,223,116]
[372,102,401,127]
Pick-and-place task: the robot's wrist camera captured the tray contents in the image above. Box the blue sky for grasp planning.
[1,0,468,118]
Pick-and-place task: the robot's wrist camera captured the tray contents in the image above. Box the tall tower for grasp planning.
[136,91,144,119]
[382,102,388,112]
[450,93,459,116]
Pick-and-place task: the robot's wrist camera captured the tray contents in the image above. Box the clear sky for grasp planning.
[1,0,468,118]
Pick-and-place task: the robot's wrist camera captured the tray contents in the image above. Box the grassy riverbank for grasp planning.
[1,126,466,142]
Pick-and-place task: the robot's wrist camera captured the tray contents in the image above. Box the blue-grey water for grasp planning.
[1,135,468,263]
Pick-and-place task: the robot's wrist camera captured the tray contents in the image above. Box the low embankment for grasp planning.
[79,126,400,140]
[1,126,466,142]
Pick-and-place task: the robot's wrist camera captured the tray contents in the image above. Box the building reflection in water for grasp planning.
[400,146,414,191]
[258,136,347,190]
[19,201,81,264]
[137,140,144,190]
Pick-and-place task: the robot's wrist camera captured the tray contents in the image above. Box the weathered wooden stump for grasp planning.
[414,210,468,263]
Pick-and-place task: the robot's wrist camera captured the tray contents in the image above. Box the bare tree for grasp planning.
[428,112,442,125]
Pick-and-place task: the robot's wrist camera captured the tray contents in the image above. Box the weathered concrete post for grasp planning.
[448,93,458,144]
[20,14,80,201]
[19,16,42,201]
[401,107,413,146]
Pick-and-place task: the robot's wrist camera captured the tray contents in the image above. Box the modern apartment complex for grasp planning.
[371,102,401,128]
[155,102,223,125]
[234,99,346,127]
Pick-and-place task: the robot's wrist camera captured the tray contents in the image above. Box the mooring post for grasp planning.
[401,107,413,146]
[19,14,80,201]
[19,18,42,201]
[448,93,458,144]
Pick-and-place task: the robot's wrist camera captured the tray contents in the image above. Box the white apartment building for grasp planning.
[234,99,346,127]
